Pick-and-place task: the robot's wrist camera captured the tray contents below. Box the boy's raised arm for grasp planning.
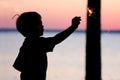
[53,16,81,45]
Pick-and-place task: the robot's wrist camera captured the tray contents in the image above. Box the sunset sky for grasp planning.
[0,0,120,30]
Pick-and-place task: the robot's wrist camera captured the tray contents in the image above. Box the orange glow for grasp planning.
[87,8,94,17]
[0,0,120,30]
[101,0,120,30]
[0,0,87,29]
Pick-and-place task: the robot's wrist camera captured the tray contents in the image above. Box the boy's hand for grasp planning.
[72,16,81,27]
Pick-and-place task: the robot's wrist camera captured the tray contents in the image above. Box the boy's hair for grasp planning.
[16,12,41,37]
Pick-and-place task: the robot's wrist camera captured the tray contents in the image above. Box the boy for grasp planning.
[13,11,81,80]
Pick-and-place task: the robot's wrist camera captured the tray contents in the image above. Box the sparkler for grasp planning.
[87,7,96,18]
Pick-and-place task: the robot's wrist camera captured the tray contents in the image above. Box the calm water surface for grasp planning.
[0,31,120,80]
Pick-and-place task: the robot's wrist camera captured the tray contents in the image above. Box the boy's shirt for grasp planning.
[13,37,56,72]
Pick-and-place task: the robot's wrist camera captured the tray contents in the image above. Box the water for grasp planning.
[0,31,120,80]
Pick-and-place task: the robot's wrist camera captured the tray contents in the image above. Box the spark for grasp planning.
[87,7,95,17]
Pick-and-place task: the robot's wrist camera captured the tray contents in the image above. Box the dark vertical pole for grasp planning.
[86,0,101,80]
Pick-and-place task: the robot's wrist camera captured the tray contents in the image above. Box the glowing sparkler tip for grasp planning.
[88,8,93,16]
[87,7,96,19]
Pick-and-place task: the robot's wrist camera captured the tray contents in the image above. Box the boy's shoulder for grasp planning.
[21,37,55,52]
[24,37,53,44]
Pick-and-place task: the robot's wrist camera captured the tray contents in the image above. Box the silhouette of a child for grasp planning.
[13,12,81,80]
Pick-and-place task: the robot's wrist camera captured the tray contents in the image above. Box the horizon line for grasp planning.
[0,28,120,33]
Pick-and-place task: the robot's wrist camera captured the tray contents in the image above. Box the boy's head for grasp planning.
[16,12,44,37]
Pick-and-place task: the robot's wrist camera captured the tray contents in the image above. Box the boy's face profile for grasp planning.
[16,12,44,37]
[33,18,44,37]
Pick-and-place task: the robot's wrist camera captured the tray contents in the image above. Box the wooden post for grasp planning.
[86,0,101,80]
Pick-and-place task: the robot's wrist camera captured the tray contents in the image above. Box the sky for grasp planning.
[0,0,120,30]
